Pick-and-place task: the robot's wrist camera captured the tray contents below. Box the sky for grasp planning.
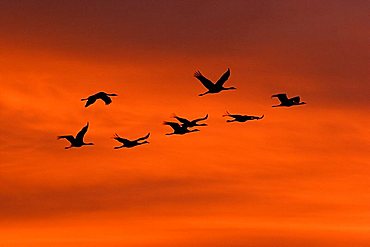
[0,0,369,246]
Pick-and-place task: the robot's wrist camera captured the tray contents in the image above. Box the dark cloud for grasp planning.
[1,0,368,107]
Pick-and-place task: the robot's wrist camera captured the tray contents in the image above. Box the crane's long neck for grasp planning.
[138,141,149,145]
[222,87,236,91]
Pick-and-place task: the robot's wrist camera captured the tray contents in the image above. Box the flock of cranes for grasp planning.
[58,68,306,149]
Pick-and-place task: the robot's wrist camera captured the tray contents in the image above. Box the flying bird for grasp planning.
[223,111,264,122]
[194,68,236,96]
[173,114,208,128]
[163,121,200,135]
[81,91,118,107]
[271,93,306,107]
[113,133,150,149]
[57,122,94,149]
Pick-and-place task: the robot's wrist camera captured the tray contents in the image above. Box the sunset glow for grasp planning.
[0,1,369,246]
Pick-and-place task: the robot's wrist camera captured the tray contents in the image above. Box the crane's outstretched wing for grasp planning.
[76,122,89,141]
[114,133,131,145]
[194,71,215,90]
[163,121,181,131]
[272,93,289,104]
[135,133,150,142]
[194,114,208,122]
[99,93,113,105]
[215,68,230,87]
[174,116,190,125]
[82,96,97,107]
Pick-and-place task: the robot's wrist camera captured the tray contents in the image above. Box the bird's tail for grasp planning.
[222,111,231,117]
[81,98,88,101]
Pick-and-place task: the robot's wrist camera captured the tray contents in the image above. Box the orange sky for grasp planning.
[0,1,369,246]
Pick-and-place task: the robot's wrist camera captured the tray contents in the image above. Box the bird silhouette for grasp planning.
[57,122,94,149]
[113,133,150,149]
[163,121,200,135]
[81,91,118,107]
[194,68,236,96]
[223,111,264,122]
[173,114,208,128]
[271,93,306,107]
